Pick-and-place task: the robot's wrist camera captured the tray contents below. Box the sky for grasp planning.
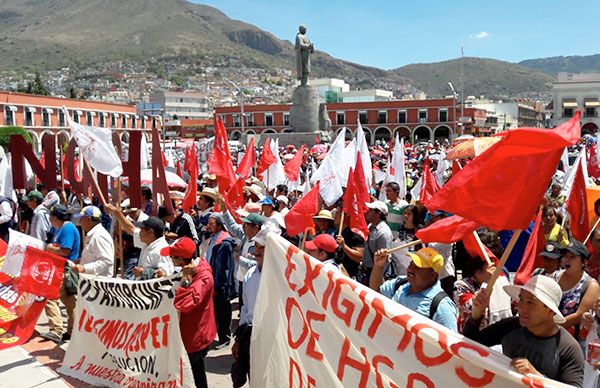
[194,0,600,70]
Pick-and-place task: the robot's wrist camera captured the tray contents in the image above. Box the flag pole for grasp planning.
[301,227,309,250]
[386,239,421,254]
[487,229,522,291]
[584,217,600,244]
[472,231,493,266]
[85,162,108,206]
[338,211,345,236]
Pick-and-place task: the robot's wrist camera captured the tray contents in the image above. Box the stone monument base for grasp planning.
[289,85,320,133]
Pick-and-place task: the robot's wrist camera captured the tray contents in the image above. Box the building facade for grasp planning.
[144,91,211,120]
[552,72,600,133]
[466,97,543,130]
[0,91,160,152]
[214,98,479,144]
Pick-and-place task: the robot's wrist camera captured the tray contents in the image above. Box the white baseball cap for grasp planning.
[503,275,566,324]
[365,200,388,216]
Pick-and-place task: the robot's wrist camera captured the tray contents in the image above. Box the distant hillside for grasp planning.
[392,57,554,99]
[518,54,600,76]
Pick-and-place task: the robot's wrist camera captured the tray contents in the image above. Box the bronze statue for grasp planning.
[295,25,314,86]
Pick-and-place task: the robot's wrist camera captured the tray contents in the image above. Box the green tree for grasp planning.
[69,86,77,99]
[32,72,49,95]
[0,126,32,148]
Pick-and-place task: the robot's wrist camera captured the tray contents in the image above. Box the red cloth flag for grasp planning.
[208,117,237,191]
[0,273,47,350]
[161,151,168,167]
[0,238,7,257]
[182,144,198,213]
[425,113,581,230]
[451,159,462,176]
[343,168,369,240]
[176,160,184,179]
[257,138,278,177]
[284,145,306,182]
[285,182,320,236]
[354,152,370,205]
[463,233,499,263]
[420,160,441,204]
[416,215,479,244]
[514,209,545,285]
[567,157,590,242]
[225,177,246,216]
[588,144,600,179]
[236,137,256,179]
[18,246,66,300]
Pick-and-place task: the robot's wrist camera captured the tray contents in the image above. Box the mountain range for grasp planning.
[0,0,598,99]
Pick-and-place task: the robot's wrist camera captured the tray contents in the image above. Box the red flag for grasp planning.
[284,145,306,182]
[176,160,184,179]
[515,209,545,285]
[354,152,370,205]
[315,134,320,144]
[182,145,198,213]
[18,246,66,299]
[0,273,47,350]
[343,168,369,240]
[463,233,499,263]
[420,159,441,204]
[451,159,462,176]
[208,116,237,191]
[257,138,278,177]
[416,215,479,244]
[567,158,590,242]
[588,144,600,179]
[425,113,581,230]
[161,151,168,167]
[225,177,246,216]
[0,238,7,257]
[285,182,320,236]
[183,145,190,172]
[237,138,256,179]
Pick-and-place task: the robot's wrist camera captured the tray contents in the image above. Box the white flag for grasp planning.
[265,138,286,190]
[341,137,357,186]
[0,153,16,201]
[560,147,570,174]
[166,149,175,168]
[435,151,449,186]
[355,121,372,188]
[65,108,123,177]
[140,134,150,170]
[3,229,45,276]
[312,129,345,205]
[410,176,422,202]
[384,134,408,198]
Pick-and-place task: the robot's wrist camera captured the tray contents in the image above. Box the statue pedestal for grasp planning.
[290,85,319,133]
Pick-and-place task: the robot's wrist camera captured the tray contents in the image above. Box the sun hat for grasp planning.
[276,195,289,206]
[244,184,265,200]
[198,187,220,201]
[407,247,444,273]
[235,202,261,218]
[312,210,334,221]
[365,200,389,216]
[503,275,566,324]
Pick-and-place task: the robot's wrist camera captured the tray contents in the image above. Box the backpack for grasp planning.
[392,277,449,320]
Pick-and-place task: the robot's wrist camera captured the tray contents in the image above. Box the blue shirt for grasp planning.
[380,277,458,331]
[52,221,80,261]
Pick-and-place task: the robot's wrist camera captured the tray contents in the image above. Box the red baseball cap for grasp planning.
[305,234,338,254]
[160,237,196,259]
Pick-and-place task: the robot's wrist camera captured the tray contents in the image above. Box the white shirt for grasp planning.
[80,223,114,277]
[323,259,341,273]
[0,201,13,225]
[240,265,261,326]
[133,229,174,276]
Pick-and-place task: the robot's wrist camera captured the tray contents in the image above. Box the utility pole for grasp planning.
[460,45,465,134]
[227,80,246,135]
[448,82,458,139]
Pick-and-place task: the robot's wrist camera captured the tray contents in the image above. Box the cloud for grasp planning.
[470,31,490,39]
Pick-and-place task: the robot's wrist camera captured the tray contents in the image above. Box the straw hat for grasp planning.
[312,210,334,221]
[503,275,566,324]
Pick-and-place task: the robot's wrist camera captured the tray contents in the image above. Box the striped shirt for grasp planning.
[386,199,408,239]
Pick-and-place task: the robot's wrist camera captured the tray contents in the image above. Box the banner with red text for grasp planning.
[251,233,570,388]
[0,272,47,350]
[59,274,194,387]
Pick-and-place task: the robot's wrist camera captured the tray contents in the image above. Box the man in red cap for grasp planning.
[162,237,216,388]
[305,234,342,273]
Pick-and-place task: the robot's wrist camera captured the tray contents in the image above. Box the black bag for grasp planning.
[64,266,79,295]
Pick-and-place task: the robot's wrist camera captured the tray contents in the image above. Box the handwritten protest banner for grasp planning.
[251,233,570,388]
[59,274,194,387]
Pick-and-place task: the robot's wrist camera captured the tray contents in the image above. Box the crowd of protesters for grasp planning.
[2,135,600,387]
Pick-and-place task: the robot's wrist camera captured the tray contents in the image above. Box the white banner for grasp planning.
[59,274,194,387]
[3,229,45,276]
[251,233,570,387]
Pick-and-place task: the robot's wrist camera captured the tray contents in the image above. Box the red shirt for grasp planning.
[174,260,217,353]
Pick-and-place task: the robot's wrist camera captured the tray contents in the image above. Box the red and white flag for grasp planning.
[566,156,590,242]
[18,246,66,299]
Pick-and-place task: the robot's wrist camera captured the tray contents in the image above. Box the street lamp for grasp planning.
[227,80,246,134]
[448,82,459,136]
